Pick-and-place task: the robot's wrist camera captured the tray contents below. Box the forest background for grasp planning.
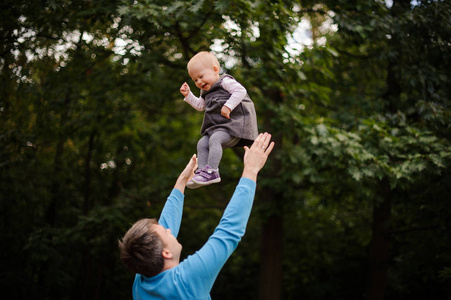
[1,0,450,299]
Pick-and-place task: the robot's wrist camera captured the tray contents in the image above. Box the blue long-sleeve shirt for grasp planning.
[132,177,256,300]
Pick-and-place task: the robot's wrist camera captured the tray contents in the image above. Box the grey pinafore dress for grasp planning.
[199,74,258,147]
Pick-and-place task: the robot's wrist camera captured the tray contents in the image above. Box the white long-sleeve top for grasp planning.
[184,76,247,112]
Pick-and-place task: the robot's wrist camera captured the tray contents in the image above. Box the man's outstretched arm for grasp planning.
[179,133,275,297]
[158,154,198,237]
[173,154,198,193]
[241,132,275,181]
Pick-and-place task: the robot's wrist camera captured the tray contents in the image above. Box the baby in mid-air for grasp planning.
[180,51,258,189]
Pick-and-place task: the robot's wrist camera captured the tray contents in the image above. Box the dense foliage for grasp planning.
[1,0,450,299]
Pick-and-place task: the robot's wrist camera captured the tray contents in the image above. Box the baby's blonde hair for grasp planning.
[187,51,220,74]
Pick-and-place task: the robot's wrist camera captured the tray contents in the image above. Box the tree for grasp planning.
[1,0,450,299]
[0,0,192,298]
[282,0,451,298]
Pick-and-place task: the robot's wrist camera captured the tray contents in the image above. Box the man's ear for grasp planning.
[162,248,173,259]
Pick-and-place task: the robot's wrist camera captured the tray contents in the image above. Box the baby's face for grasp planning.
[189,62,220,91]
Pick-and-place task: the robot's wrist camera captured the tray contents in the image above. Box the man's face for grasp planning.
[151,223,182,261]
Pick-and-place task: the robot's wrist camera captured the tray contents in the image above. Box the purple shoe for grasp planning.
[191,165,221,186]
[187,180,202,189]
[187,169,202,189]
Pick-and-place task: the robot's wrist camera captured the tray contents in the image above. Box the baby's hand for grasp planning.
[180,82,190,97]
[221,106,231,119]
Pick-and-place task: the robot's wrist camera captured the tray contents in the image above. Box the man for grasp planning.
[119,133,275,299]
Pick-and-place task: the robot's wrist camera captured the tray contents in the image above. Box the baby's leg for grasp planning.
[208,131,240,170]
[196,135,210,169]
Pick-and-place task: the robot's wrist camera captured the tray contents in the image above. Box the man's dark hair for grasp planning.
[118,218,164,277]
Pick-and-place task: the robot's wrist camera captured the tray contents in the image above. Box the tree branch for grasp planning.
[390,225,441,235]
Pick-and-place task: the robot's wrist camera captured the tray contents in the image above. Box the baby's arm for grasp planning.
[180,82,205,111]
[180,82,190,97]
[221,77,247,119]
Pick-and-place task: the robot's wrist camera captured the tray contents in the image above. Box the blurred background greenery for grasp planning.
[1,0,450,299]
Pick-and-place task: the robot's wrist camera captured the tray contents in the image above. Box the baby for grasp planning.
[180,51,258,188]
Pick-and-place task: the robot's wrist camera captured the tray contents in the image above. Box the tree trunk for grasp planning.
[259,213,283,300]
[366,181,392,300]
[83,129,97,214]
[258,127,284,300]
[366,1,410,297]
[256,62,285,296]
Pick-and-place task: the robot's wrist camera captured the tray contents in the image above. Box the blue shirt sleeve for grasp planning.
[178,177,256,297]
[158,188,184,238]
[133,178,257,300]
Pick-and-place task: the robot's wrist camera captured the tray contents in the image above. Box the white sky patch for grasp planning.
[224,16,240,35]
[211,17,243,69]
[13,15,141,71]
[384,0,418,8]
[113,38,130,56]
[286,18,313,55]
[82,32,94,43]
[100,160,116,170]
[112,22,143,59]
[213,11,338,65]
[212,16,261,69]
[113,37,143,58]
[12,10,338,75]
[211,39,239,70]
[320,12,338,34]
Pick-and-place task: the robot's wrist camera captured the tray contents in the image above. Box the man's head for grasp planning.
[187,51,221,91]
[119,218,182,277]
